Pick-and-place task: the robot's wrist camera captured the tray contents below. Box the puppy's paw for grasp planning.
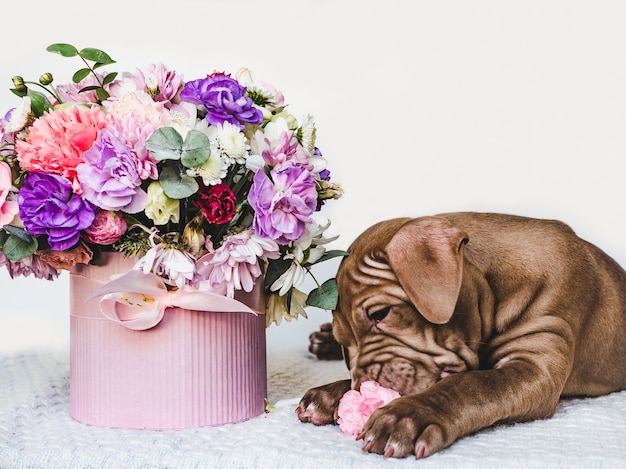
[358,396,454,459]
[308,323,343,360]
[296,379,351,425]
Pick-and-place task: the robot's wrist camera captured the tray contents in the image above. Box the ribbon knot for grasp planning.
[87,269,260,331]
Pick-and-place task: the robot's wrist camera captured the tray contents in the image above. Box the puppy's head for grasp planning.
[333,216,478,396]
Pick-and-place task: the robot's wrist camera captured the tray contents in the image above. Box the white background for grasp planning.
[2,0,626,354]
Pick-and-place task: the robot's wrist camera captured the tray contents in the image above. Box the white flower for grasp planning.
[186,153,228,186]
[270,220,338,295]
[214,121,249,165]
[5,97,32,133]
[135,242,196,289]
[299,114,317,156]
[265,288,308,327]
[235,67,285,112]
[168,102,198,138]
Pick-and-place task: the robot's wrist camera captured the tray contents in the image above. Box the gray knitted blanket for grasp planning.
[1,348,625,468]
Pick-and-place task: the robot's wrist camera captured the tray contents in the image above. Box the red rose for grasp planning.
[195,183,237,224]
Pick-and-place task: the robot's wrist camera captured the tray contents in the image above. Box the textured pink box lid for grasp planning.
[69,254,267,429]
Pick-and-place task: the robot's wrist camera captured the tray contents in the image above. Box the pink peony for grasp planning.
[83,210,127,245]
[15,105,107,191]
[337,381,401,437]
[0,161,18,228]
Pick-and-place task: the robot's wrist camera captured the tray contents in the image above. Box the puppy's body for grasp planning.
[297,212,626,459]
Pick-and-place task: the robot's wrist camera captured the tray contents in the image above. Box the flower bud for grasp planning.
[11,76,26,93]
[39,73,53,85]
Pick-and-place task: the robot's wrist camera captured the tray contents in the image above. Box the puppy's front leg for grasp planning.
[296,379,351,425]
[360,360,566,459]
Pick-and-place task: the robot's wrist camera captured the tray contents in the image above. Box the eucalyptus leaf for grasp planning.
[180,130,211,168]
[159,166,199,199]
[79,48,115,65]
[146,127,184,161]
[3,233,38,261]
[46,43,79,57]
[3,225,35,243]
[306,278,339,310]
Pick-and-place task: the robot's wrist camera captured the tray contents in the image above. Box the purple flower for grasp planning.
[0,252,59,280]
[18,172,95,251]
[180,73,263,129]
[76,128,148,213]
[249,163,318,245]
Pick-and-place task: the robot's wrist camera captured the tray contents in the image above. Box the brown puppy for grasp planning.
[296,212,626,459]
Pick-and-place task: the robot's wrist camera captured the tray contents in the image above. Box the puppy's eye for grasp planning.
[369,307,390,322]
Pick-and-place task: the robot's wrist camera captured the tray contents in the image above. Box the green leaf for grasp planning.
[180,130,211,168]
[27,90,51,117]
[101,72,118,86]
[306,278,340,310]
[310,249,349,265]
[3,233,38,261]
[159,165,199,199]
[72,68,91,83]
[146,127,184,161]
[79,47,115,65]
[3,225,34,243]
[95,87,110,102]
[10,88,27,98]
[46,43,79,57]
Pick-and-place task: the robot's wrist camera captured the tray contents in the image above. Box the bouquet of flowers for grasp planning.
[0,44,344,326]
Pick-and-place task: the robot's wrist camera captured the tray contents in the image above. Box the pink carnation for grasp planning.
[0,161,18,228]
[16,106,107,191]
[337,381,401,437]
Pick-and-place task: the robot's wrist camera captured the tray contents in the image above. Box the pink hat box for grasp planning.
[69,252,267,429]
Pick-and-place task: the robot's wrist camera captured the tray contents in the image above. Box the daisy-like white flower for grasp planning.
[213,121,249,165]
[265,288,308,327]
[4,97,33,133]
[186,152,228,186]
[207,229,280,298]
[135,242,196,289]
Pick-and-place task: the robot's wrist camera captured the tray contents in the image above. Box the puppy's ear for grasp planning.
[385,217,468,324]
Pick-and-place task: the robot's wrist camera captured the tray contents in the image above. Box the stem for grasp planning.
[24,81,62,104]
[305,265,322,288]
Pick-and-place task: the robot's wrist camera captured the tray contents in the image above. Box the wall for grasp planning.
[1,0,625,353]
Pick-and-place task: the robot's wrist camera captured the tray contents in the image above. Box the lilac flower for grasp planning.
[0,252,59,280]
[18,172,95,251]
[248,163,318,244]
[76,128,148,213]
[180,73,263,129]
[201,229,280,298]
[134,242,196,289]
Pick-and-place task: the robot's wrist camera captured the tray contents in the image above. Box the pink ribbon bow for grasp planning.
[87,270,260,331]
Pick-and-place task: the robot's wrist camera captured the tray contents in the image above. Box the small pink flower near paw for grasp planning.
[337,381,400,436]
